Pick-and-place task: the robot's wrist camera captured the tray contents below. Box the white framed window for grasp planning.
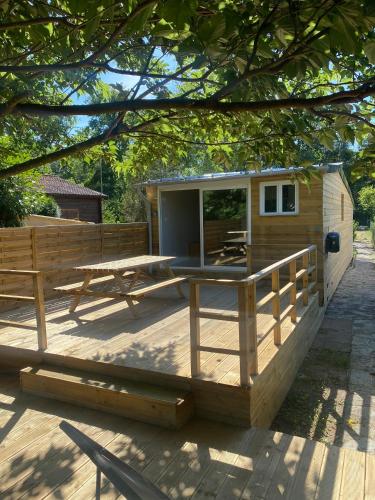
[259,180,298,215]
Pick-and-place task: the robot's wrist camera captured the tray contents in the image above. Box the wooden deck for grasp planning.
[1,283,309,385]
[0,374,373,499]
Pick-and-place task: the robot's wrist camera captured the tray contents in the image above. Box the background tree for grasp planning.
[0,176,59,227]
[0,0,373,181]
[358,185,375,224]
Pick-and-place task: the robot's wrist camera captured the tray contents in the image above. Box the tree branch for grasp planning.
[0,112,169,179]
[3,82,373,117]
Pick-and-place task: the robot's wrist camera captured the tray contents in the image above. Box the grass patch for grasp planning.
[355,230,372,244]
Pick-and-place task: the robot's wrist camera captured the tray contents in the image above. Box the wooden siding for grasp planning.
[250,175,324,301]
[52,194,102,223]
[146,173,353,305]
[147,186,160,255]
[0,223,148,311]
[322,172,353,305]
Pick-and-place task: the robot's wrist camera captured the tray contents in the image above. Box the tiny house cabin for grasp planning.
[145,164,353,307]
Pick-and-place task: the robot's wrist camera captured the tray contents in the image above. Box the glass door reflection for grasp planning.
[202,188,248,267]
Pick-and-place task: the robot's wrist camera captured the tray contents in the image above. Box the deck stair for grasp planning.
[20,364,194,429]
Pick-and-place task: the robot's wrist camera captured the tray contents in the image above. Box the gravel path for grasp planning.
[272,236,375,452]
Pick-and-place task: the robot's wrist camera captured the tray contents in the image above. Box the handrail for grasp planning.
[245,245,317,283]
[190,245,316,287]
[0,269,47,350]
[189,245,318,387]
[60,421,168,500]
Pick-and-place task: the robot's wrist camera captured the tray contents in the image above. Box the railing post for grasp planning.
[190,282,201,377]
[238,284,250,385]
[246,245,252,275]
[33,272,47,351]
[31,227,37,270]
[312,247,318,293]
[248,281,258,376]
[272,270,281,345]
[289,259,297,323]
[302,253,309,306]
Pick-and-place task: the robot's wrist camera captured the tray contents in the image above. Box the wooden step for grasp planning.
[20,365,194,429]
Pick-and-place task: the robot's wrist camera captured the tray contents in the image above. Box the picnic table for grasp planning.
[221,237,247,255]
[54,255,188,318]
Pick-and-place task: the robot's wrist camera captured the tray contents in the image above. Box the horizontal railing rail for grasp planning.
[0,269,47,350]
[190,245,318,387]
[60,420,168,499]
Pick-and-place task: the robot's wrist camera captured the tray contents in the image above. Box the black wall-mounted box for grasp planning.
[325,232,340,253]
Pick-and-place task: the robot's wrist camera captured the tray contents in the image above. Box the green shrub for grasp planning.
[358,185,375,224]
[353,220,359,241]
[27,193,60,217]
[0,175,59,227]
[0,178,29,227]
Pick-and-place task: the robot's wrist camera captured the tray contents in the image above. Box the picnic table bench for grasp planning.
[54,255,189,318]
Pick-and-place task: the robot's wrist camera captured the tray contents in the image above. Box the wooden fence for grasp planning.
[190,245,318,387]
[0,223,148,311]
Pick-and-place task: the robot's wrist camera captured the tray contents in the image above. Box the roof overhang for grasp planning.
[142,164,344,187]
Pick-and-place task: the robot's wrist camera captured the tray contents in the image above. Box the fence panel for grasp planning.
[0,223,148,311]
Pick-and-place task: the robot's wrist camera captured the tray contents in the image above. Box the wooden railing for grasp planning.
[190,245,318,386]
[0,270,47,350]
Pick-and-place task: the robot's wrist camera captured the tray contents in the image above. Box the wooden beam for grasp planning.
[246,245,317,283]
[197,309,239,322]
[289,260,297,323]
[0,269,40,276]
[238,285,250,386]
[0,294,35,301]
[190,282,200,377]
[248,282,258,376]
[198,346,240,355]
[32,272,47,351]
[302,254,309,306]
[272,270,281,345]
[256,291,277,311]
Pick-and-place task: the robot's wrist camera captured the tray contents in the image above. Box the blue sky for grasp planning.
[71,72,141,130]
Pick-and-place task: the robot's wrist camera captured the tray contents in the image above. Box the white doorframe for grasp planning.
[158,179,251,270]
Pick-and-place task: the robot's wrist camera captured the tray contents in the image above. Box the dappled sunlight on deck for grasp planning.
[0,375,373,499]
[1,282,306,385]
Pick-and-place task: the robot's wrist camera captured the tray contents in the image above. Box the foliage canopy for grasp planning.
[358,185,375,221]
[0,0,374,180]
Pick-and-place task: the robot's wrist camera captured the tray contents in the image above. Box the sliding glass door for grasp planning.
[202,187,248,268]
[159,183,250,269]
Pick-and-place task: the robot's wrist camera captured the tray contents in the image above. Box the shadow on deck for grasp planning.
[0,374,371,499]
[0,281,323,428]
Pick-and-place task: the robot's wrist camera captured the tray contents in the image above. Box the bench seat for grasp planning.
[126,276,190,299]
[54,272,135,293]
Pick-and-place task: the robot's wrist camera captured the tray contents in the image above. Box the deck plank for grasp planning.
[0,377,373,499]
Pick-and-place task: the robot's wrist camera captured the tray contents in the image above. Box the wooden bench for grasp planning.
[53,274,131,293]
[54,272,190,318]
[126,276,189,300]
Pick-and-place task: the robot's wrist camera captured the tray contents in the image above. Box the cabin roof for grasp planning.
[40,175,107,198]
[143,163,344,186]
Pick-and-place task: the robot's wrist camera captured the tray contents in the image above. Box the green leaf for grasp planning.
[364,41,375,64]
[126,2,156,34]
[160,0,197,30]
[198,14,226,44]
